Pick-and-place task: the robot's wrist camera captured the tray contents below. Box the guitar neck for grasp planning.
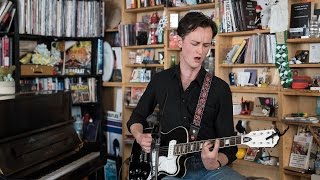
[173,135,242,156]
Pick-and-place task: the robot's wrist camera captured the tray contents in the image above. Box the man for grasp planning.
[127,12,245,179]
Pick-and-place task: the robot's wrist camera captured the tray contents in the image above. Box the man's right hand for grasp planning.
[136,133,152,153]
[130,123,153,153]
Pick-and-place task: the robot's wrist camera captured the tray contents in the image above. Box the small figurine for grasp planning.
[255,5,262,29]
[236,120,247,135]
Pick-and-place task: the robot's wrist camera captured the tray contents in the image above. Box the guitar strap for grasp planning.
[189,72,212,141]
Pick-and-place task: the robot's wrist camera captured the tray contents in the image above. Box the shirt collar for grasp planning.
[172,64,207,86]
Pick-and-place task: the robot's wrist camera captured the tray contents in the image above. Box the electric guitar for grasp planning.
[128,126,280,180]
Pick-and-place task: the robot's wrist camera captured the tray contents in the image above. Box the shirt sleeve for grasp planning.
[126,75,159,133]
[215,81,238,164]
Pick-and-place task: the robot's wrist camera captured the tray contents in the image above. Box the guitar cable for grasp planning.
[118,157,130,180]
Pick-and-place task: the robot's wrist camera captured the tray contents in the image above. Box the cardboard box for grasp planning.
[21,64,55,76]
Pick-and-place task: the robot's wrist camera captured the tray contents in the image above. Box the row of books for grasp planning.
[0,0,15,33]
[18,0,105,37]
[219,0,258,33]
[19,77,97,104]
[226,34,276,64]
[118,24,136,47]
[126,0,164,9]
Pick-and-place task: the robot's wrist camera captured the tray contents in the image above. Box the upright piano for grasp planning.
[0,92,107,180]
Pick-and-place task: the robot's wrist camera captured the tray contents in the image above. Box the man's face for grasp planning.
[178,27,213,69]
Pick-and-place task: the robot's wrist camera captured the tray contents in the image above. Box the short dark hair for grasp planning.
[177,11,217,39]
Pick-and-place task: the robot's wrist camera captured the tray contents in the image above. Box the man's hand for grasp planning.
[136,133,152,153]
[201,139,221,170]
[130,123,152,153]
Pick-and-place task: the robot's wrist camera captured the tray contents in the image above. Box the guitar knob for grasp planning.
[143,171,148,175]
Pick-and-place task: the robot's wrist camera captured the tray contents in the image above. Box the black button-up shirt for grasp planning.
[127,65,237,164]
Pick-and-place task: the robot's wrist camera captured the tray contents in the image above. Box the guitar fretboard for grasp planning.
[173,136,242,155]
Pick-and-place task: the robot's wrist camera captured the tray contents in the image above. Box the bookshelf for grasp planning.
[12,0,106,159]
[215,3,282,180]
[215,0,320,180]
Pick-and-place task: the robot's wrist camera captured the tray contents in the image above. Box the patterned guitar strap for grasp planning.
[189,72,212,141]
[275,31,293,88]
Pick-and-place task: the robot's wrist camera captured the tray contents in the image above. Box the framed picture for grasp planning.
[244,147,260,161]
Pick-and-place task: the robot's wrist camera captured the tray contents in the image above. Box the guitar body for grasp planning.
[129,126,190,179]
[128,126,280,180]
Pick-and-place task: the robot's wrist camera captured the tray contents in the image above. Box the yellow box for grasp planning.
[21,64,55,76]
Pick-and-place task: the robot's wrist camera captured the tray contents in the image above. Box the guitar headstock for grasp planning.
[242,129,279,148]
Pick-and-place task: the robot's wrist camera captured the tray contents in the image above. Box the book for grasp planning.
[64,41,92,75]
[129,87,145,106]
[70,83,90,104]
[309,43,320,63]
[238,0,257,30]
[289,2,314,38]
[288,135,315,170]
[244,69,257,85]
[104,158,117,180]
[231,39,247,63]
[251,97,275,117]
[104,111,122,157]
[51,41,65,75]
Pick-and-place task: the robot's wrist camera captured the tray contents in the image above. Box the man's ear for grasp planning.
[177,36,183,48]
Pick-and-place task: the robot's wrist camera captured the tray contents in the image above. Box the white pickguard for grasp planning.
[158,155,179,175]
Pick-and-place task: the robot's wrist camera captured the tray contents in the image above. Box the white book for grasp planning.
[289,135,313,170]
[0,0,11,24]
[0,0,8,17]
[309,43,320,63]
[18,0,25,33]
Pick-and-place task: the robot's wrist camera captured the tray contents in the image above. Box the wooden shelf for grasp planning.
[167,47,181,51]
[166,3,214,12]
[234,115,279,121]
[219,63,276,68]
[123,82,148,88]
[124,63,164,68]
[125,5,164,13]
[102,82,122,87]
[283,169,311,178]
[124,44,164,49]
[232,159,279,171]
[287,38,320,43]
[289,63,320,68]
[125,105,136,109]
[105,28,118,33]
[281,89,320,96]
[218,29,270,37]
[230,86,279,94]
[283,121,320,127]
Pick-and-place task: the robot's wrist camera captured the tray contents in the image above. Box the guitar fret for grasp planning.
[230,137,235,146]
[220,139,225,147]
[174,136,243,155]
[236,136,241,144]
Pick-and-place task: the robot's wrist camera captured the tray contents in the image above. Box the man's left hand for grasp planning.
[201,139,221,170]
